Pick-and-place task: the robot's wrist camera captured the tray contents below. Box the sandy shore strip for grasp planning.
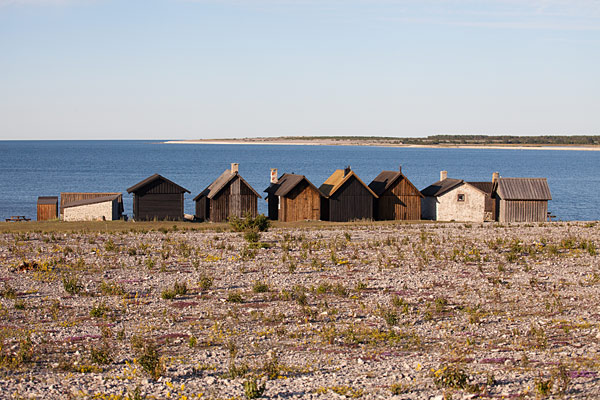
[163,139,600,151]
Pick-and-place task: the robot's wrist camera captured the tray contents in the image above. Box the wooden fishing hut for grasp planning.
[37,196,58,221]
[264,169,322,222]
[194,163,260,222]
[368,166,423,220]
[127,174,190,221]
[494,177,552,222]
[319,166,378,222]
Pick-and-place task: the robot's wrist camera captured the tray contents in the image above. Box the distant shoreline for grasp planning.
[163,138,600,151]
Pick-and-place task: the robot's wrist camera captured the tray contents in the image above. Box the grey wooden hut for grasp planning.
[494,177,551,222]
[319,166,378,222]
[194,163,261,222]
[368,166,423,220]
[127,174,190,221]
[265,169,322,222]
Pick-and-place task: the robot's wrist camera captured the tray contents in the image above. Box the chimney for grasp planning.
[270,168,278,184]
[231,163,239,174]
[398,165,402,173]
[492,171,499,183]
[440,170,447,181]
[344,166,351,176]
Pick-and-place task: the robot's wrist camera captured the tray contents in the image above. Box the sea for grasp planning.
[0,140,598,221]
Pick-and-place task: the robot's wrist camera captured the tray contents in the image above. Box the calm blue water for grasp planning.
[0,140,597,221]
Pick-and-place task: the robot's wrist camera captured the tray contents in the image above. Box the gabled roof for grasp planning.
[264,173,322,197]
[319,169,378,198]
[63,194,121,209]
[127,174,190,194]
[421,178,489,197]
[368,170,424,198]
[468,182,493,195]
[421,178,463,197]
[194,169,261,201]
[495,178,551,200]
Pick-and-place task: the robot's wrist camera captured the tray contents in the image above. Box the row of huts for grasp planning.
[37,163,552,223]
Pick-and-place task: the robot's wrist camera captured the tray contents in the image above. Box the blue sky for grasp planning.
[1,0,599,139]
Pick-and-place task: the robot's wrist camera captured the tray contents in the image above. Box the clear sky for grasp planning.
[1,0,599,140]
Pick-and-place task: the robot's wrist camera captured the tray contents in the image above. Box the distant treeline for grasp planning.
[280,135,600,145]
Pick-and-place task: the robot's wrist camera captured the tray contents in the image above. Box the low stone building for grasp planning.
[62,194,121,221]
[421,171,488,222]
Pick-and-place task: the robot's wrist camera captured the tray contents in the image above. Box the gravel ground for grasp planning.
[0,221,599,399]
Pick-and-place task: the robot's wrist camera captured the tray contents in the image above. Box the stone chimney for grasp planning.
[440,170,447,181]
[344,166,351,177]
[492,172,499,183]
[270,168,278,184]
[231,163,239,174]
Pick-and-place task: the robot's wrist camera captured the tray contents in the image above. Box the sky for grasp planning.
[1,0,599,140]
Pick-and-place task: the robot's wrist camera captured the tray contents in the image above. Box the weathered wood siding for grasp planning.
[135,193,183,221]
[483,194,496,222]
[327,177,373,222]
[195,196,209,221]
[280,181,320,222]
[209,177,258,222]
[267,193,279,221]
[375,177,421,220]
[37,202,58,221]
[498,200,548,222]
[133,179,184,221]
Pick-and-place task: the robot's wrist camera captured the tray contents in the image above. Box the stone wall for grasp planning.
[63,200,118,221]
[436,183,485,222]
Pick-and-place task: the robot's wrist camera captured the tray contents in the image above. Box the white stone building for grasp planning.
[62,194,121,222]
[421,171,489,222]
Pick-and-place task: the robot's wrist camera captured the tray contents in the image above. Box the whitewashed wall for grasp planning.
[435,183,486,222]
[63,200,118,221]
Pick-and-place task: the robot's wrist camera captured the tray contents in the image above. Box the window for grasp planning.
[457,193,465,202]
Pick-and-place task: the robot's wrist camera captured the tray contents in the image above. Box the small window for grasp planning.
[457,193,465,202]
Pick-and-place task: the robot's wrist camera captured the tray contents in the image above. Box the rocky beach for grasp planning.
[0,221,599,399]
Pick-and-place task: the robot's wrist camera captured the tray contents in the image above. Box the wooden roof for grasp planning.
[264,173,322,197]
[37,196,58,205]
[194,169,261,201]
[319,169,378,198]
[421,178,463,197]
[495,178,551,200]
[368,170,423,198]
[421,178,487,197]
[127,174,190,194]
[63,194,121,209]
[468,182,493,195]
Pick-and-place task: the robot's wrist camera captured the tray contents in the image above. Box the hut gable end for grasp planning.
[194,166,260,222]
[370,170,422,221]
[319,169,376,222]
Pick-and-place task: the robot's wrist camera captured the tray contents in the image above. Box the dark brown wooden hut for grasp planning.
[60,192,123,219]
[494,177,551,222]
[319,167,377,222]
[127,174,190,221]
[37,196,58,221]
[368,167,423,220]
[264,171,322,222]
[194,164,261,222]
